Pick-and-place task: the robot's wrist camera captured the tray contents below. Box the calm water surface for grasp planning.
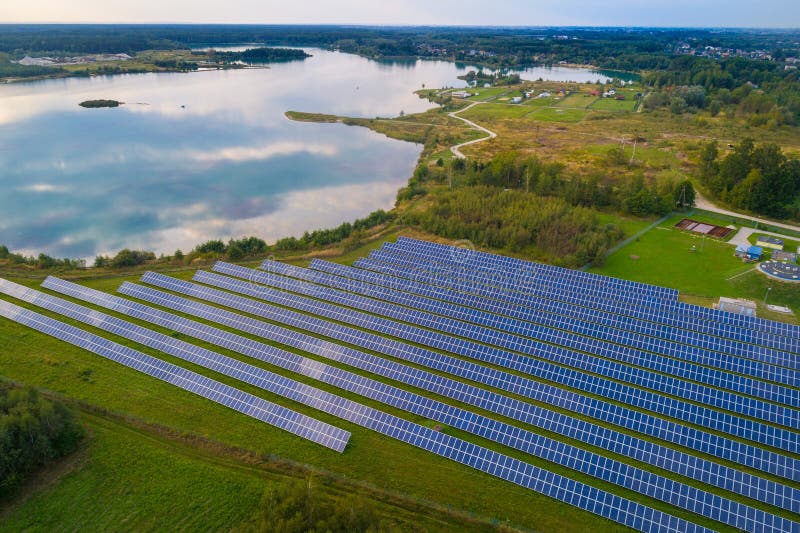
[0,48,625,259]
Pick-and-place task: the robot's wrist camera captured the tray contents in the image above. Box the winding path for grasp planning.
[694,191,800,234]
[448,102,497,158]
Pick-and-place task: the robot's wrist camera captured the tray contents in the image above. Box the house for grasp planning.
[772,250,798,263]
[589,90,600,97]
[451,91,472,99]
[483,83,492,88]
[510,96,523,104]
[735,244,763,261]
[524,91,535,98]
[756,236,784,250]
[747,245,764,260]
[537,92,551,98]
[716,297,758,317]
[615,95,626,100]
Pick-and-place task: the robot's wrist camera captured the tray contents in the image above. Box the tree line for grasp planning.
[698,139,800,219]
[0,382,84,499]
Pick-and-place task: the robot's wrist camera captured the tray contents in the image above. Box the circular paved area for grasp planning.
[758,260,800,282]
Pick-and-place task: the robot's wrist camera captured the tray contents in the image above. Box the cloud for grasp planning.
[16,183,70,193]
[183,141,339,164]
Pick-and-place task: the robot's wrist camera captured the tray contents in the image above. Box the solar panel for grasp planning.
[4,281,710,533]
[139,271,799,484]
[211,263,800,449]
[376,239,793,339]
[393,237,800,340]
[31,278,800,531]
[107,274,800,511]
[0,295,350,452]
[347,248,800,356]
[370,247,671,309]
[393,236,678,300]
[351,254,800,359]
[270,258,800,406]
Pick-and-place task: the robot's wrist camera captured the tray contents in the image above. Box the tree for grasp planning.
[708,99,722,117]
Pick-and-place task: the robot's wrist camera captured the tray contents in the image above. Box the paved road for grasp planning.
[694,191,800,234]
[727,227,797,248]
[448,102,497,159]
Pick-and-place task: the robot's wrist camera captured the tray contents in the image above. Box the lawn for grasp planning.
[590,213,800,319]
[0,411,489,533]
[460,102,533,120]
[555,94,594,108]
[589,97,637,112]
[526,106,589,123]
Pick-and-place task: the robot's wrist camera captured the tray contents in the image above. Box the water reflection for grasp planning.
[0,48,628,260]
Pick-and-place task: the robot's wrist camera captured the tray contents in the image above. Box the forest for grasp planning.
[212,47,310,63]
[0,383,84,499]
[698,139,800,218]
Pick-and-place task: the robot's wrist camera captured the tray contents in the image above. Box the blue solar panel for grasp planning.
[352,246,800,357]
[109,274,800,511]
[311,257,800,385]
[0,294,350,452]
[393,236,678,301]
[140,270,799,484]
[271,258,800,408]
[393,237,800,340]
[9,280,714,533]
[210,263,800,450]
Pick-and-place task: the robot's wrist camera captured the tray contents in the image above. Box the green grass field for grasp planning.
[0,411,489,532]
[526,107,588,123]
[589,97,636,112]
[591,213,800,318]
[554,94,593,108]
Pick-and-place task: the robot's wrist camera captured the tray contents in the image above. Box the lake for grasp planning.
[0,48,628,260]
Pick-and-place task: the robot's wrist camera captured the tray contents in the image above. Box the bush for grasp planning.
[0,383,84,499]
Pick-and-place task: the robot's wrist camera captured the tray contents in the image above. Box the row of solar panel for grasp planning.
[123,271,800,509]
[151,270,799,484]
[261,259,800,405]
[372,245,677,310]
[211,263,799,447]
[29,277,798,531]
[392,237,800,339]
[320,253,798,360]
[0,296,350,452]
[357,246,800,355]
[353,251,800,357]
[0,281,714,533]
[392,237,679,302]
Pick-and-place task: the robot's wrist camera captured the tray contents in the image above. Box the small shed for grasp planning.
[716,297,758,317]
[734,244,749,259]
[756,236,784,250]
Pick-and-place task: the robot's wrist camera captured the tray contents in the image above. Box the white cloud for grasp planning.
[16,183,70,193]
[184,141,338,164]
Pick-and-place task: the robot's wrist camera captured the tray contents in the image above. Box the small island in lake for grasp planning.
[79,99,121,108]
[213,47,311,63]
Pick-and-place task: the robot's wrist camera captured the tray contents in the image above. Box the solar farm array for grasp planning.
[1,236,798,533]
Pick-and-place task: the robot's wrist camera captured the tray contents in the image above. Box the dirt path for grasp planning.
[447,102,497,159]
[695,191,800,234]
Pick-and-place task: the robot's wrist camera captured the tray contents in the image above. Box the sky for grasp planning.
[1,0,798,28]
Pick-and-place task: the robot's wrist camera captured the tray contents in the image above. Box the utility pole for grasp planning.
[764,287,772,306]
[449,160,453,190]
